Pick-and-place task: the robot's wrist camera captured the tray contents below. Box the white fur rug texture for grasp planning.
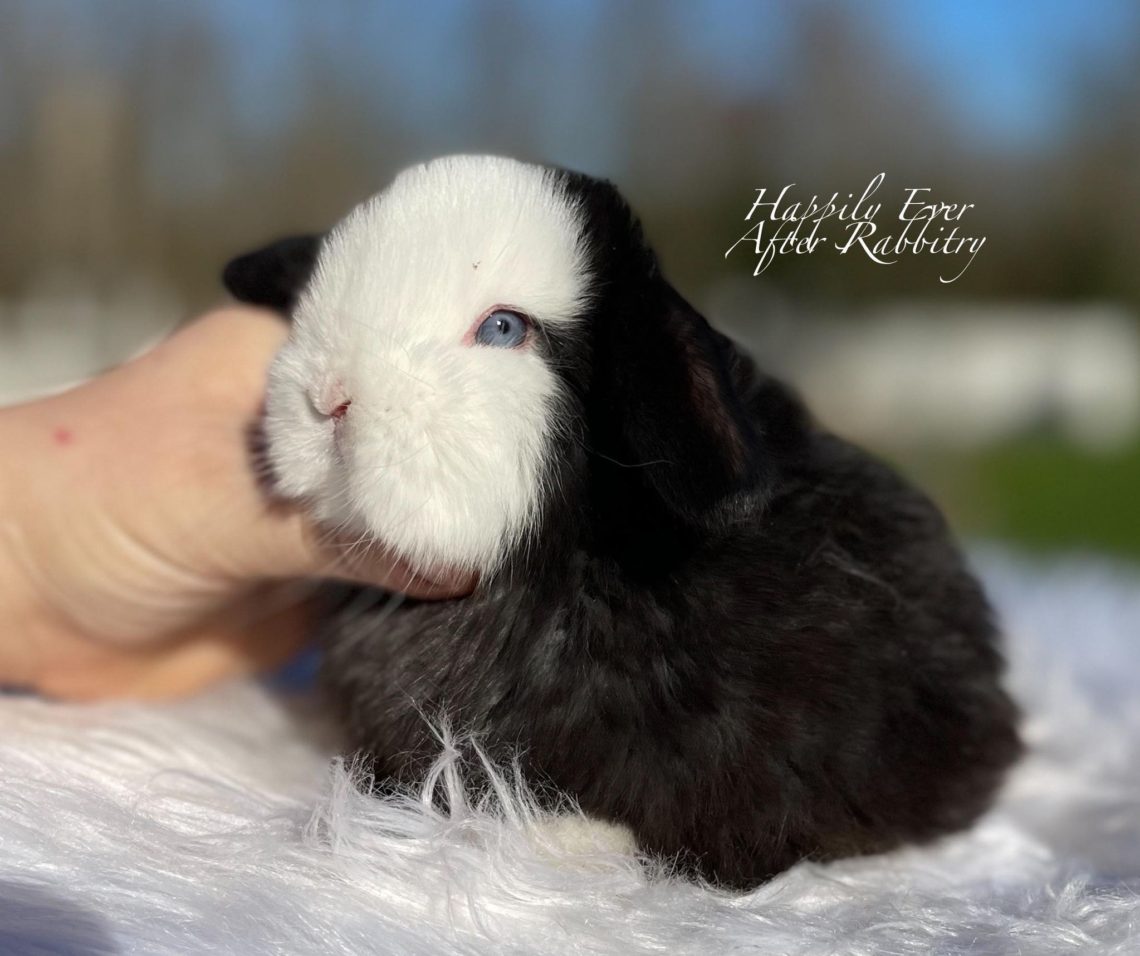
[1,548,1138,956]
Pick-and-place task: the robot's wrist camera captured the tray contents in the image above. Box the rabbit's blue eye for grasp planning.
[475,310,529,348]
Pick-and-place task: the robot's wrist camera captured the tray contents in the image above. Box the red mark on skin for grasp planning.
[52,426,74,446]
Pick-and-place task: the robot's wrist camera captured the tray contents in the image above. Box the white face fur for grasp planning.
[263,155,591,578]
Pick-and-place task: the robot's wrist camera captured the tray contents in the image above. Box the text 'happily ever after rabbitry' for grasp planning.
[726,173,986,284]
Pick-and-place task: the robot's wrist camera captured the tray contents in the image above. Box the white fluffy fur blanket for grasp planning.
[1,550,1138,955]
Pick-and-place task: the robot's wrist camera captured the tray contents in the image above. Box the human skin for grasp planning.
[0,306,473,700]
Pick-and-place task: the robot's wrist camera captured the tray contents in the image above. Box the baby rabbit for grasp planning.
[224,155,1022,890]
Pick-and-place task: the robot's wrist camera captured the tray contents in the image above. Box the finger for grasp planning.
[295,518,479,598]
[324,543,478,599]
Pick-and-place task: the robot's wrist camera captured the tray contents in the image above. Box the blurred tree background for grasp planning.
[1,0,1138,559]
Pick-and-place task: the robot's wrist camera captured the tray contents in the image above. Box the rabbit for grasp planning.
[223,154,1023,890]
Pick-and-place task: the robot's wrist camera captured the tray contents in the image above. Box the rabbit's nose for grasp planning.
[311,380,351,418]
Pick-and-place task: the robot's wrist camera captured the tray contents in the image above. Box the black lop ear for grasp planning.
[553,168,773,545]
[589,281,775,539]
[222,234,324,314]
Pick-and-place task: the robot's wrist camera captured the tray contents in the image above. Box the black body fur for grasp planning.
[224,167,1023,890]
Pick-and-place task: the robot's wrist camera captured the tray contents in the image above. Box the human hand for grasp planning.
[0,307,474,700]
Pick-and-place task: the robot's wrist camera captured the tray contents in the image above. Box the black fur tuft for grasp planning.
[222,234,324,313]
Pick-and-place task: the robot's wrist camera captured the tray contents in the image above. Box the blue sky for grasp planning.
[659,0,1138,148]
[875,0,1139,146]
[12,0,1138,156]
